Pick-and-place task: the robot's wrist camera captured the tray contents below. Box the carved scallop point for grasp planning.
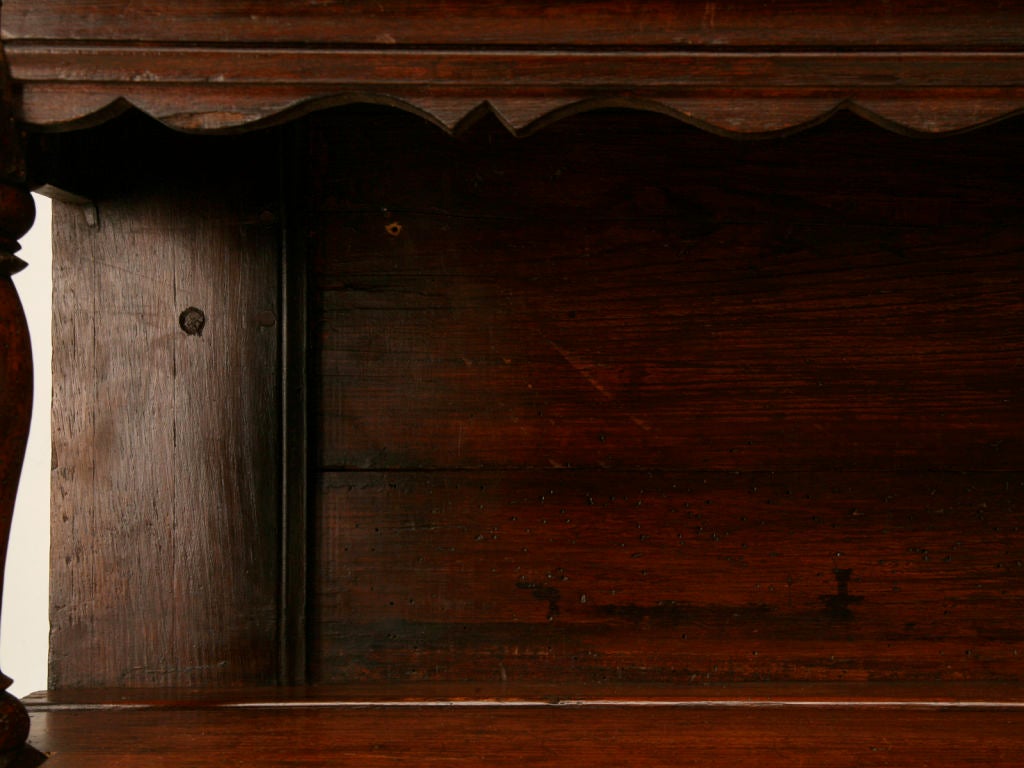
[182,95,1024,139]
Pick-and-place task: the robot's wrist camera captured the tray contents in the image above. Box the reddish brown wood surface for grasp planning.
[306,108,1024,686]
[26,681,1024,707]
[314,471,1024,684]
[5,2,1024,133]
[0,37,37,765]
[310,108,1024,472]
[0,273,33,764]
[0,269,33,602]
[20,687,1024,767]
[316,214,1024,470]
[48,121,282,688]
[14,3,1024,765]
[8,50,1024,135]
[7,1,1024,47]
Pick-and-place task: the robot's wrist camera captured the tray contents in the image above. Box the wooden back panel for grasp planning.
[47,107,1024,690]
[306,108,1024,684]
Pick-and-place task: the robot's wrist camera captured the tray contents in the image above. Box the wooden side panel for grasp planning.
[171,179,281,686]
[51,197,178,687]
[307,109,1024,686]
[49,126,282,687]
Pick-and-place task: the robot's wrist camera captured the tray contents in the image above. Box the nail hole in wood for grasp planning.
[179,306,206,336]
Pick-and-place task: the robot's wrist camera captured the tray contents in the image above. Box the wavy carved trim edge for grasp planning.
[8,45,1024,136]
[15,89,1024,138]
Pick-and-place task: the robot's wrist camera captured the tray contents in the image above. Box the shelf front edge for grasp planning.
[21,684,1024,767]
[7,45,1024,135]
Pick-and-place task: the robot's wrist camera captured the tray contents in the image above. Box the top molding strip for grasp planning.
[4,1,1024,136]
[7,1,1024,49]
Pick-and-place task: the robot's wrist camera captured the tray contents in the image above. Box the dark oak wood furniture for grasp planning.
[1,3,1024,765]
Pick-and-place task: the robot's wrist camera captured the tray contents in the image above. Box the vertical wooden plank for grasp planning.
[48,125,282,687]
[50,197,177,687]
[172,173,281,687]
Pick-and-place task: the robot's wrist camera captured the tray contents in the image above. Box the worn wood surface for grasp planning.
[8,1,1024,47]
[306,108,1024,686]
[316,218,1024,470]
[8,50,1024,136]
[27,681,1024,707]
[311,108,1024,472]
[314,471,1024,684]
[19,686,1024,767]
[5,2,1024,133]
[49,122,282,688]
[14,3,1024,764]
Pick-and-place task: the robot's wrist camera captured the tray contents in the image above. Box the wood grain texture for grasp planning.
[5,2,1024,133]
[16,4,1024,762]
[20,687,1024,767]
[49,122,282,688]
[313,471,1024,684]
[7,1,1024,47]
[9,50,1024,135]
[26,682,1024,706]
[303,108,1024,687]
[311,109,1024,472]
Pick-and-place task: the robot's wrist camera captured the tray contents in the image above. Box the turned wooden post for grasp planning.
[0,39,36,768]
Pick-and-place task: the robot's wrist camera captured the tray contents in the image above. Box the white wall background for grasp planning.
[1,193,51,698]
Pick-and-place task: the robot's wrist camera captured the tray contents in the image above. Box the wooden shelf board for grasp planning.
[19,684,1024,767]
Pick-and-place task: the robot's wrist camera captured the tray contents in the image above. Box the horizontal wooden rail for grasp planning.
[20,685,1024,767]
